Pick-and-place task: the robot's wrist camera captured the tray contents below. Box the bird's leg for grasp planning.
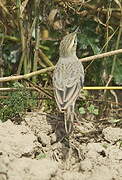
[69,112,74,133]
[71,101,80,124]
[64,111,68,134]
[64,105,74,134]
[74,112,79,122]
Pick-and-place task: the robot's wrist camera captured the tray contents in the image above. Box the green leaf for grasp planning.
[79,107,86,114]
[113,58,122,85]
[119,141,122,148]
[87,38,100,54]
[87,104,99,115]
[102,144,108,149]
[109,118,122,123]
[36,153,47,160]
[87,104,95,113]
[93,109,99,115]
[113,0,122,9]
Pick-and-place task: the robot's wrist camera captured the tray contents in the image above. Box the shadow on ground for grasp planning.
[0,110,122,180]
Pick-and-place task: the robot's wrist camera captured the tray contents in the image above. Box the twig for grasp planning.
[16,0,27,75]
[0,86,122,92]
[111,17,122,77]
[39,49,54,67]
[104,11,122,96]
[110,89,119,105]
[0,96,9,99]
[23,79,53,99]
[0,33,20,42]
[0,48,122,82]
[80,48,122,62]
[0,172,8,180]
[83,86,122,90]
[0,87,36,91]
[32,23,40,82]
[83,4,121,20]
[105,17,122,88]
[84,98,122,106]
[0,66,54,82]
[32,0,41,82]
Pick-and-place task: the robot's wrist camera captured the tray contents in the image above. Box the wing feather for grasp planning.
[53,57,84,111]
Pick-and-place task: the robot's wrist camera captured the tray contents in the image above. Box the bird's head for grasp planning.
[59,30,78,57]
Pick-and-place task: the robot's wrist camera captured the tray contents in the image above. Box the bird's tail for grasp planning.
[64,105,74,134]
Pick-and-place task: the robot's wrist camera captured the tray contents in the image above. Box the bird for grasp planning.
[53,29,84,134]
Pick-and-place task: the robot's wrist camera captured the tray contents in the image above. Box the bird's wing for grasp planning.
[53,59,84,111]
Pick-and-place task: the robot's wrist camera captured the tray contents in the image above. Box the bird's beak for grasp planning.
[74,27,79,33]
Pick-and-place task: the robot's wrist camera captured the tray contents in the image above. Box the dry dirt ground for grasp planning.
[0,110,122,180]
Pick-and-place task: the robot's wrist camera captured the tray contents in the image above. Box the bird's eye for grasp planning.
[73,36,77,46]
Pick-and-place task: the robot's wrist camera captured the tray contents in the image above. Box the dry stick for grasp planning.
[83,86,122,90]
[0,49,122,83]
[80,48,122,62]
[0,87,36,92]
[110,16,122,81]
[17,0,26,75]
[23,79,53,99]
[103,13,122,101]
[0,24,5,88]
[84,27,119,72]
[0,96,9,99]
[32,0,41,82]
[0,34,20,42]
[0,66,54,82]
[83,4,121,20]
[39,49,54,67]
[85,98,122,106]
[32,21,40,82]
[0,86,122,92]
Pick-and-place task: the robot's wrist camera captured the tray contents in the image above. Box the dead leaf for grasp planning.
[48,9,58,25]
[113,0,122,9]
[20,0,30,15]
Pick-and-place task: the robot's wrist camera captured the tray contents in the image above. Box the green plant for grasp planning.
[79,104,99,115]
[36,153,47,160]
[79,107,86,115]
[87,104,99,115]
[102,144,108,149]
[0,82,37,122]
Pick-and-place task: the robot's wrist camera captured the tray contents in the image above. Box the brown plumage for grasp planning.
[53,30,84,133]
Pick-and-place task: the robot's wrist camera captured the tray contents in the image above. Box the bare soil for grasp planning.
[0,110,122,180]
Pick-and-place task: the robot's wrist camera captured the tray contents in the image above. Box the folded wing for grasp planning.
[53,58,84,111]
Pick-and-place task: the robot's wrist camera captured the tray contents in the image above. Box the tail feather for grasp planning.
[64,105,74,134]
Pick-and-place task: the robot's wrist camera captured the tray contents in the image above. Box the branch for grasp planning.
[83,86,122,90]
[80,48,122,62]
[0,49,122,82]
[0,33,20,42]
[32,18,40,82]
[39,49,54,67]
[0,87,36,92]
[0,86,122,92]
[0,66,54,82]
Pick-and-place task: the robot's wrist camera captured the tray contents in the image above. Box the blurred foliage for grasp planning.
[0,0,122,121]
[79,104,99,115]
[0,0,121,85]
[0,82,37,122]
[36,153,47,160]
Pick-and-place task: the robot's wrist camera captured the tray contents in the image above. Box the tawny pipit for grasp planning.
[53,30,84,133]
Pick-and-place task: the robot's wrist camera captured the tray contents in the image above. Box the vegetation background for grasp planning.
[0,0,122,121]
